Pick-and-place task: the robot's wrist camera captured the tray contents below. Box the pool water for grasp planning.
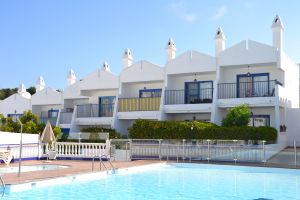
[2,163,300,200]
[0,165,68,174]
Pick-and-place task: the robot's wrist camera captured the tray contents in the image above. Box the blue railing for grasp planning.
[77,104,114,118]
[165,88,213,105]
[218,80,277,99]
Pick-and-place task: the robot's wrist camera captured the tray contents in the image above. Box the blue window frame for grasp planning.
[98,96,116,117]
[237,73,270,98]
[48,109,59,118]
[249,115,270,127]
[139,89,162,98]
[7,114,23,122]
[184,81,213,104]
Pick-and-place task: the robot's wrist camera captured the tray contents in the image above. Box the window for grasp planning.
[237,73,270,98]
[48,110,59,118]
[248,115,270,127]
[99,96,116,117]
[139,89,162,98]
[185,81,213,104]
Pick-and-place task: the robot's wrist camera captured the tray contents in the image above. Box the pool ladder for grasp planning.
[92,155,116,172]
[0,175,5,198]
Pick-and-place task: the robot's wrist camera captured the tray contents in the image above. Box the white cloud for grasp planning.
[168,1,198,23]
[212,5,228,20]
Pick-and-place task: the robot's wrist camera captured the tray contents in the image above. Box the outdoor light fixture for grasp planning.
[194,73,197,82]
[247,66,251,77]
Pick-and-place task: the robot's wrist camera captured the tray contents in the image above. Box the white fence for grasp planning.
[0,143,40,159]
[0,132,40,160]
[41,141,109,158]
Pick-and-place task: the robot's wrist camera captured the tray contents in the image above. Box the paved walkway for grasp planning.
[267,147,300,167]
[1,155,299,186]
[0,160,161,185]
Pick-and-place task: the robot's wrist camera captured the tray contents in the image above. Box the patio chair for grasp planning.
[47,150,57,160]
[0,151,13,165]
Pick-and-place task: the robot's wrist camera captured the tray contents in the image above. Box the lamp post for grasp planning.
[17,119,23,177]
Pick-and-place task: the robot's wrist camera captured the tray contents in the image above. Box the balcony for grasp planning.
[75,104,114,126]
[165,88,213,105]
[163,88,213,114]
[218,80,277,99]
[76,104,114,118]
[59,111,73,124]
[118,97,161,112]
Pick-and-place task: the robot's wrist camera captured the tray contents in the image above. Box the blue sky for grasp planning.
[0,0,299,89]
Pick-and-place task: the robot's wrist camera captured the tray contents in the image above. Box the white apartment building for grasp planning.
[1,15,299,146]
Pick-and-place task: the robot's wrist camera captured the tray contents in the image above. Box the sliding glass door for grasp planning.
[99,96,115,117]
[237,73,269,98]
[185,81,213,104]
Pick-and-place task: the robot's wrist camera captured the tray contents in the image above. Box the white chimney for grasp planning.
[67,69,76,87]
[122,48,133,69]
[36,76,46,92]
[165,38,176,63]
[271,14,284,52]
[215,27,226,56]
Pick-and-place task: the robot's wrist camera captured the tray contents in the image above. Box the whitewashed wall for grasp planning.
[219,65,283,83]
[31,88,63,106]
[165,50,216,75]
[281,54,299,108]
[121,82,164,98]
[82,89,118,104]
[286,108,300,146]
[165,113,211,121]
[218,40,278,67]
[167,73,215,90]
[64,98,88,109]
[80,69,119,91]
[32,104,63,116]
[0,94,31,116]
[0,132,39,145]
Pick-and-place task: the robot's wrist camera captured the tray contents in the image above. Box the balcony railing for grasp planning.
[59,112,73,124]
[118,97,161,112]
[77,104,114,118]
[218,80,277,99]
[165,88,213,105]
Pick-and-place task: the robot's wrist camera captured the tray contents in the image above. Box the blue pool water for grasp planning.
[0,165,68,174]
[2,163,300,200]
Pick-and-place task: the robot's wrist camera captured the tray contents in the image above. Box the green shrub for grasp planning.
[128,119,277,142]
[80,127,124,139]
[53,126,61,138]
[222,104,250,127]
[20,110,38,124]
[23,120,39,134]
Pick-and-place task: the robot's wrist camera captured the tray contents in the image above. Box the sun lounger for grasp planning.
[0,150,13,165]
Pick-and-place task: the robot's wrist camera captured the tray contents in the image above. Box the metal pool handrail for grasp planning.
[92,155,115,172]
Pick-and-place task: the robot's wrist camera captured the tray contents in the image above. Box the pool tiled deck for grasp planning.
[0,160,162,185]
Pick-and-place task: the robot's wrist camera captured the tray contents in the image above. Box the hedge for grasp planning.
[128,120,277,142]
[80,127,124,139]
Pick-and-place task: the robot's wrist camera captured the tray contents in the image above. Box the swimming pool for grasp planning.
[0,165,68,174]
[2,163,300,200]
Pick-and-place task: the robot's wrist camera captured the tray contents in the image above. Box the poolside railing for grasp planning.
[40,140,110,158]
[0,143,40,160]
[110,139,266,163]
